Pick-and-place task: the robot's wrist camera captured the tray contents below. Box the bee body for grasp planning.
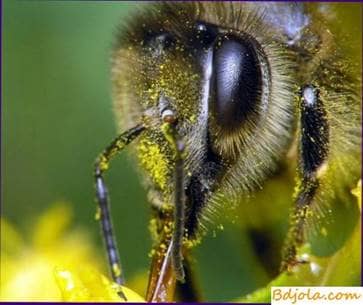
[95,2,361,301]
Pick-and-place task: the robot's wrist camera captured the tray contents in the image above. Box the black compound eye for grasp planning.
[212,34,262,131]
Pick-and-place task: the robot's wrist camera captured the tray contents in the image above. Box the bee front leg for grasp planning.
[281,85,329,272]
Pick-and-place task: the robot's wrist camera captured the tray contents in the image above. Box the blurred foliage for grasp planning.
[2,1,362,302]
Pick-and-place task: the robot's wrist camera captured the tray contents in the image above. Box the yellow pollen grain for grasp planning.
[94,207,101,221]
[189,115,196,123]
[138,138,169,191]
[112,263,122,278]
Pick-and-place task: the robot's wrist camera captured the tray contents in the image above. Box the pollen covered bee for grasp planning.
[94,2,361,302]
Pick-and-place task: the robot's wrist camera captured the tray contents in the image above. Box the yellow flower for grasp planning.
[0,203,144,302]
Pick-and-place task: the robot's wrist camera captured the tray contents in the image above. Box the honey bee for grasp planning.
[94,2,361,302]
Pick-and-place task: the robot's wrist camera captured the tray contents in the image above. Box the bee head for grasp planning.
[112,3,295,234]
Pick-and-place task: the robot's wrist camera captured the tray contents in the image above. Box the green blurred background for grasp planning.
[2,1,362,301]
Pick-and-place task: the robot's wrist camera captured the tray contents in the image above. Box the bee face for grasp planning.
[111,3,305,234]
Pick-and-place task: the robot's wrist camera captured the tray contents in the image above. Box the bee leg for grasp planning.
[281,85,329,272]
[94,124,145,298]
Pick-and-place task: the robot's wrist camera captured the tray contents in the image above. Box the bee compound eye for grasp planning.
[212,34,262,131]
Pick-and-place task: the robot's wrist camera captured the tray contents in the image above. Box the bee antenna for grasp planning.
[94,124,145,297]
